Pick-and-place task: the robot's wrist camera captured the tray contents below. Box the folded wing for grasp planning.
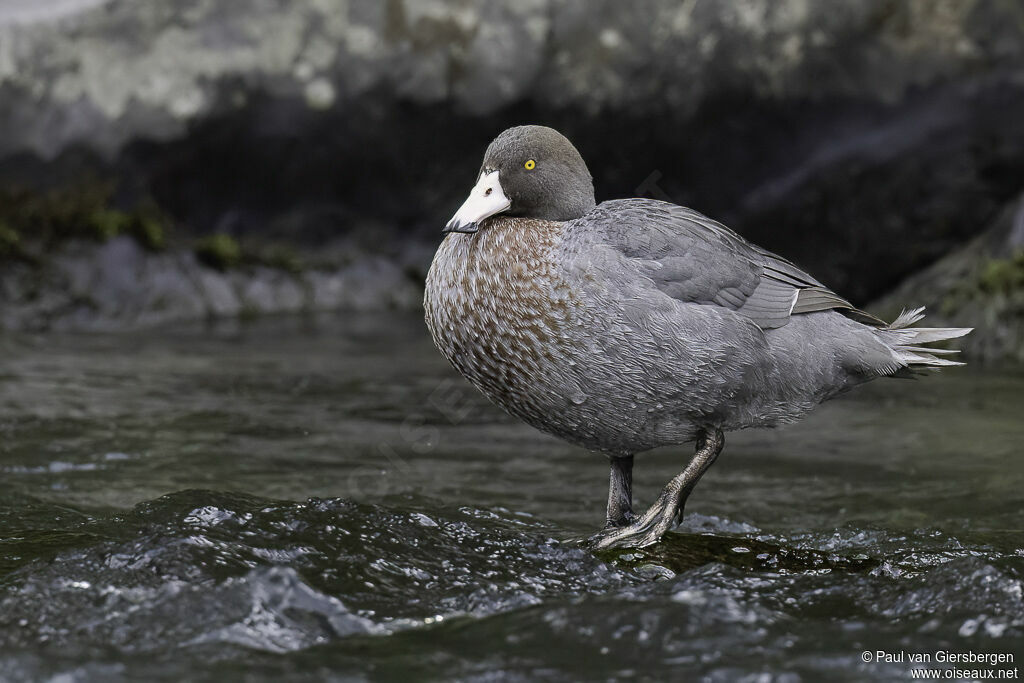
[584,199,882,330]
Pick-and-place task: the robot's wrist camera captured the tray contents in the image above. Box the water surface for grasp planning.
[0,313,1021,681]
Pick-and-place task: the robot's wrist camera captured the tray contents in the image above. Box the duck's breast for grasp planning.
[424,218,580,425]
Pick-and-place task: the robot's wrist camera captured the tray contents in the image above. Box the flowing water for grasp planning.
[0,313,1021,682]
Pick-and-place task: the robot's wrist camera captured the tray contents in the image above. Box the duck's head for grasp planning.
[444,125,596,234]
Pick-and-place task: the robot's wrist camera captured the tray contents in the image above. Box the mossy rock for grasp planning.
[977,251,1024,295]
[251,244,304,273]
[937,249,1024,315]
[0,182,173,256]
[87,208,132,240]
[0,220,21,256]
[195,234,242,271]
[192,236,307,274]
[129,213,168,251]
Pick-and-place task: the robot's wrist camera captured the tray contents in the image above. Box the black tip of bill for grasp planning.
[442,219,479,234]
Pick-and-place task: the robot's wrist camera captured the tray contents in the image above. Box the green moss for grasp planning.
[250,244,304,273]
[87,208,132,240]
[939,291,962,318]
[0,220,21,256]
[20,181,117,240]
[939,250,1024,316]
[0,182,311,274]
[130,213,168,251]
[192,236,312,273]
[0,182,174,258]
[195,234,242,271]
[977,251,1024,295]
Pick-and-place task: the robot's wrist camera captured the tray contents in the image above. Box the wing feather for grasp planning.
[578,199,880,330]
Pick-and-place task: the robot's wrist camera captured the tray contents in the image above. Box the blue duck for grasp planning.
[423,125,971,549]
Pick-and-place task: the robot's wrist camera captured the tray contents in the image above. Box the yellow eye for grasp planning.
[524,159,536,170]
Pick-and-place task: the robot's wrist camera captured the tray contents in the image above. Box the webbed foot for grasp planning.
[589,429,725,550]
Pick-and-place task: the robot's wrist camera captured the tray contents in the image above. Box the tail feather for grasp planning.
[897,345,961,356]
[880,307,973,370]
[888,306,926,328]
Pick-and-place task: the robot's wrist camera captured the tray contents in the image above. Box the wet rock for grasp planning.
[0,239,423,331]
[85,237,149,320]
[337,257,423,311]
[236,267,306,316]
[194,267,241,318]
[130,253,209,329]
[307,270,348,311]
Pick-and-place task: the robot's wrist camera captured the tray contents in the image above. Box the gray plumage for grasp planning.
[424,125,971,547]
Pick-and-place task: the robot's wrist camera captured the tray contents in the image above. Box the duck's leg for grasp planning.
[605,455,634,527]
[591,429,724,549]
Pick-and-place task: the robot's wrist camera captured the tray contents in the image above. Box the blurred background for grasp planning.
[1,3,1023,681]
[0,0,1021,359]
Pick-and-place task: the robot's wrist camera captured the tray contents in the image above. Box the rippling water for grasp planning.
[0,313,1021,681]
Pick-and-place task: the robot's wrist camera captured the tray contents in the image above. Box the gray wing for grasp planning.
[581,199,882,330]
